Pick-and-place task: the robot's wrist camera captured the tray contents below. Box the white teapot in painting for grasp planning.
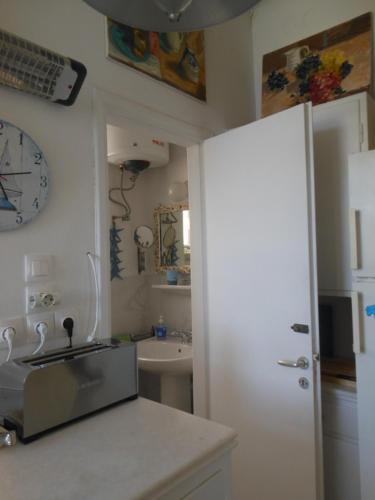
[284,45,309,71]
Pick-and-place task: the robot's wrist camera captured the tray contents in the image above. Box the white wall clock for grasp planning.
[0,120,48,231]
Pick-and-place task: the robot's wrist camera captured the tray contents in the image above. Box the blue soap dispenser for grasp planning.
[155,315,167,339]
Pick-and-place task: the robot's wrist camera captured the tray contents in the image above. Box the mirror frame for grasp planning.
[154,203,190,274]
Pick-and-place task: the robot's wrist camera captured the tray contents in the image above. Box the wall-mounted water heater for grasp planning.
[107,125,170,168]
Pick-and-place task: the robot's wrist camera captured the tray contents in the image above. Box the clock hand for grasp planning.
[0,171,32,176]
[0,172,32,182]
[0,180,9,201]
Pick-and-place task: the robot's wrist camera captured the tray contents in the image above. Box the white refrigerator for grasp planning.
[349,149,375,500]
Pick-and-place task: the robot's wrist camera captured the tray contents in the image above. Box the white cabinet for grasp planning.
[349,150,375,274]
[313,93,375,293]
[159,453,232,500]
[182,471,226,500]
[314,94,375,500]
[322,384,360,500]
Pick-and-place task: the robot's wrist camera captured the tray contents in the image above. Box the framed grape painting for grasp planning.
[262,13,372,117]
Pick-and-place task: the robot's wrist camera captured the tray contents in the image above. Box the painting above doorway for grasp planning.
[262,13,372,117]
[106,18,206,101]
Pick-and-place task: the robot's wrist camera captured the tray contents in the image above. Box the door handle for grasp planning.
[277,357,309,369]
[349,208,359,270]
[351,291,362,354]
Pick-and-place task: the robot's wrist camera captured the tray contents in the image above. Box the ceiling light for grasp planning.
[153,0,193,23]
[83,0,261,32]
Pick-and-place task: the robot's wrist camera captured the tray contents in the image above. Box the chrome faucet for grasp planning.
[169,330,192,344]
[0,426,16,448]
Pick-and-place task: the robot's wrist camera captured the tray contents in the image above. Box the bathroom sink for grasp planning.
[137,337,192,375]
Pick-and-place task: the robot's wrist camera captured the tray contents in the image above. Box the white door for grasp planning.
[200,104,322,500]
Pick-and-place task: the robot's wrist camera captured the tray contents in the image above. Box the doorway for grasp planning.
[91,88,210,416]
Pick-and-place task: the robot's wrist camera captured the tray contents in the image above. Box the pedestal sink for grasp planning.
[137,337,193,412]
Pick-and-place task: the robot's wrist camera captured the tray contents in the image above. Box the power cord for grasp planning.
[108,166,138,221]
[1,327,16,362]
[32,321,48,355]
[87,251,99,343]
[63,317,74,348]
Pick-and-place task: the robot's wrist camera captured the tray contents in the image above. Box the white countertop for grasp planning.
[0,397,236,500]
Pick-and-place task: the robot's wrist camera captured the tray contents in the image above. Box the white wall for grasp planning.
[0,0,252,359]
[205,11,255,127]
[251,0,375,119]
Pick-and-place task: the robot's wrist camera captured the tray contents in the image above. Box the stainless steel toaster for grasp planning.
[0,339,138,442]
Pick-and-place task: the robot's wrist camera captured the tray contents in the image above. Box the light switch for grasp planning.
[31,259,49,278]
[25,255,53,282]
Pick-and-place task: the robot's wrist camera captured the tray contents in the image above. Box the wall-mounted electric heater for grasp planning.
[0,28,87,106]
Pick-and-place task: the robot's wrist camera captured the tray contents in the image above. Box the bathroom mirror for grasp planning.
[154,203,190,273]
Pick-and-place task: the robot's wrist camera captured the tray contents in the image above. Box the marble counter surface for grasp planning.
[0,397,236,500]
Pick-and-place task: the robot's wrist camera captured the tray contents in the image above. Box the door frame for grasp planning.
[91,87,212,417]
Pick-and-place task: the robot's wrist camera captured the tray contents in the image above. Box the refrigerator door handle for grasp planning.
[352,291,362,354]
[350,208,360,270]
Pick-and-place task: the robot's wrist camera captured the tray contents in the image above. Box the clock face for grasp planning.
[0,120,48,231]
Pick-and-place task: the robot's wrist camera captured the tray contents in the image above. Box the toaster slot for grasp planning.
[21,343,112,367]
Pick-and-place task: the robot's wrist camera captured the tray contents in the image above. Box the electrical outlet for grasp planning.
[25,284,60,313]
[0,317,25,350]
[54,309,79,338]
[26,312,55,341]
